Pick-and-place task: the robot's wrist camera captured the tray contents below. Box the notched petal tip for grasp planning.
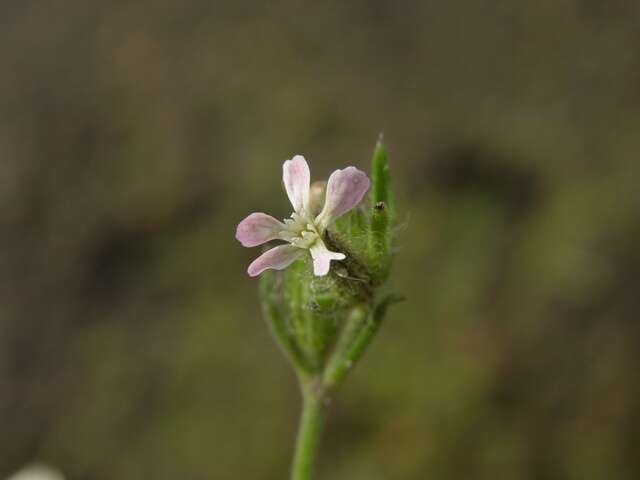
[313,262,330,276]
[236,212,286,247]
[283,155,311,213]
[247,244,303,277]
[316,166,370,229]
[309,241,346,276]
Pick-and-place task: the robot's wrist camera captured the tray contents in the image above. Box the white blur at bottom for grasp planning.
[5,465,65,480]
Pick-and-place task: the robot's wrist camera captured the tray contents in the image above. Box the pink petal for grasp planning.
[236,212,286,247]
[316,166,370,229]
[247,245,304,277]
[309,241,346,276]
[283,155,310,213]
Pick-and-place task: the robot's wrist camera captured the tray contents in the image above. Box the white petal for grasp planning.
[236,212,286,247]
[309,240,346,276]
[283,155,310,213]
[247,245,303,277]
[316,166,370,230]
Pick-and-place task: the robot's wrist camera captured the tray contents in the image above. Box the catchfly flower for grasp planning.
[236,155,370,277]
[237,140,398,480]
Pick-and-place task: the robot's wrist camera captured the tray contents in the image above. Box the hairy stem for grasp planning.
[290,380,326,480]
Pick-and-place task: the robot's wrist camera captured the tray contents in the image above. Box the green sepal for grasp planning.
[371,138,394,211]
[277,255,360,372]
[322,293,403,390]
[367,137,395,283]
[259,269,313,377]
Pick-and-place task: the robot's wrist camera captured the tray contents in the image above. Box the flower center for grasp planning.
[280,212,322,249]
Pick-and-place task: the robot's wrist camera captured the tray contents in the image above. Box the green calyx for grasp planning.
[259,137,400,393]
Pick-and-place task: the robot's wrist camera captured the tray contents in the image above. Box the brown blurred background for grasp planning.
[2,1,640,479]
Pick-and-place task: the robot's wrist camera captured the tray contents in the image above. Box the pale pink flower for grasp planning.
[236,155,370,277]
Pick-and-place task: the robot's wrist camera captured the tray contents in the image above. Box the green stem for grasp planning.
[291,381,326,480]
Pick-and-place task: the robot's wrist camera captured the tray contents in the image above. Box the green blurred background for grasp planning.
[2,1,639,479]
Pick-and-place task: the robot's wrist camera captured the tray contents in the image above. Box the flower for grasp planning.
[236,155,370,277]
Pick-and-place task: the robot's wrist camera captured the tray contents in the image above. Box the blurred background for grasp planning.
[2,1,639,479]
